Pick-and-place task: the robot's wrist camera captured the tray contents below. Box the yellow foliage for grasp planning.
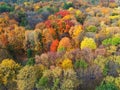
[0,59,20,69]
[0,59,21,85]
[109,15,120,20]
[72,25,83,37]
[68,8,82,16]
[61,58,73,69]
[109,2,118,8]
[80,37,97,50]
[94,56,108,70]
[104,76,120,89]
[115,77,120,88]
[7,26,25,49]
[34,4,40,11]
[68,7,74,11]
[62,15,74,20]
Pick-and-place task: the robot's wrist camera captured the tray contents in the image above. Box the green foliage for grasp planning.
[27,48,32,58]
[76,15,85,24]
[26,58,35,66]
[102,37,120,46]
[46,7,59,14]
[0,3,14,13]
[17,11,28,26]
[52,78,60,90]
[96,82,118,90]
[86,25,97,32]
[57,46,66,52]
[103,64,109,76]
[74,59,88,69]
[37,8,43,13]
[63,2,73,9]
[36,76,49,88]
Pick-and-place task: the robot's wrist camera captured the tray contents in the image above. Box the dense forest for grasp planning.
[0,0,120,90]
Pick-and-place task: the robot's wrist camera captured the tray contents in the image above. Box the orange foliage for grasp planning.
[0,33,8,47]
[57,37,72,51]
[48,28,56,35]
[50,39,59,52]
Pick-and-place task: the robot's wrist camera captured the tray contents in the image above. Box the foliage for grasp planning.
[86,25,97,32]
[17,11,28,26]
[81,37,97,50]
[56,10,70,18]
[57,37,72,52]
[96,82,118,90]
[63,2,73,9]
[17,65,41,90]
[102,76,120,89]
[102,37,120,46]
[0,3,14,13]
[50,39,59,52]
[61,58,73,69]
[26,58,35,66]
[27,48,32,58]
[36,76,49,88]
[74,59,88,69]
[0,0,120,90]
[0,59,21,89]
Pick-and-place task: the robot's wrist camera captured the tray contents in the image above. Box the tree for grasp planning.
[0,59,21,90]
[17,65,42,90]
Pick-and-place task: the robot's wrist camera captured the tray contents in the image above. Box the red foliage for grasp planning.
[45,20,52,28]
[55,10,70,17]
[50,39,59,52]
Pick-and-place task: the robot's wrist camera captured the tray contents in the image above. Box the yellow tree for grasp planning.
[0,59,21,90]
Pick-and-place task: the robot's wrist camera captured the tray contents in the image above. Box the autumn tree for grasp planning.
[0,59,21,90]
[17,65,42,90]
